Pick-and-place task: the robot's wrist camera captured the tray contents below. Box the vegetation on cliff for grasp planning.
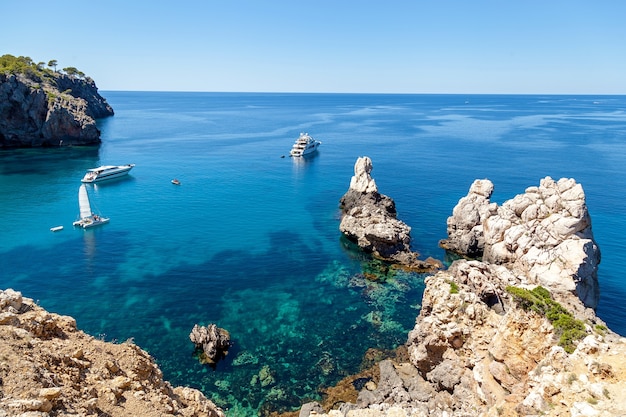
[0,54,89,83]
[506,285,587,353]
[0,54,113,148]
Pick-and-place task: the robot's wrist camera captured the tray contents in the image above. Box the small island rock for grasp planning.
[189,323,231,364]
[339,156,441,272]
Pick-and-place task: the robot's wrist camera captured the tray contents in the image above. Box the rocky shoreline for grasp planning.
[0,289,224,417]
[0,56,113,148]
[292,162,625,417]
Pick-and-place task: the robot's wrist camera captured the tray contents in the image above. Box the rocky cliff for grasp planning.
[439,177,600,309]
[0,289,224,417]
[296,175,625,417]
[0,64,113,148]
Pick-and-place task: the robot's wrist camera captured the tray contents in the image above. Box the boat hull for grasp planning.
[289,133,321,157]
[81,164,135,183]
[72,217,110,228]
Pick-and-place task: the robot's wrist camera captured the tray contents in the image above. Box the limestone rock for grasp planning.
[300,177,624,417]
[439,179,497,257]
[0,288,225,417]
[349,156,378,193]
[189,323,231,364]
[440,176,600,309]
[0,70,113,148]
[339,156,441,272]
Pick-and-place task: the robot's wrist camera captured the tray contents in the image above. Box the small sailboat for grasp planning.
[72,184,109,229]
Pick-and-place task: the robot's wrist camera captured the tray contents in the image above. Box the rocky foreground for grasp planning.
[0,289,224,417]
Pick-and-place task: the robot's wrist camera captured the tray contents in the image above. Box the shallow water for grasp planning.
[1,93,625,415]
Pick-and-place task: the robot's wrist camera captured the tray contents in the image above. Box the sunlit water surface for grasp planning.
[2,93,625,415]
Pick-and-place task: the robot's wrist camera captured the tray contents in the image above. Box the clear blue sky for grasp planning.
[3,1,625,94]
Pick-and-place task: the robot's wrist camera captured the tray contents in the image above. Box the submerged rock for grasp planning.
[339,156,442,272]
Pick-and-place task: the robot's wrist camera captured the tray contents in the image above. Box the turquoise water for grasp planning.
[2,93,625,415]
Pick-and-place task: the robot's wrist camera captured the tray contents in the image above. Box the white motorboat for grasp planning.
[290,133,321,157]
[72,184,109,229]
[81,164,135,183]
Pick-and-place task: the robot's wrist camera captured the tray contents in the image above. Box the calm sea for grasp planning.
[1,93,625,415]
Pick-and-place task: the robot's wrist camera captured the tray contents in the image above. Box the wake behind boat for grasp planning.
[81,164,135,183]
[72,184,109,228]
[290,133,321,157]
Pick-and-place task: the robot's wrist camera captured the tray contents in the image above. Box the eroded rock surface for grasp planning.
[0,71,113,148]
[339,156,441,272]
[440,177,600,309]
[298,177,624,417]
[298,261,626,417]
[189,323,231,364]
[0,288,224,417]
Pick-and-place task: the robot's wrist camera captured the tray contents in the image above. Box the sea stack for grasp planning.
[189,323,231,364]
[339,156,441,272]
[300,178,624,417]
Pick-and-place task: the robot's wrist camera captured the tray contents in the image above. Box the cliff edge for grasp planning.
[297,176,625,417]
[0,55,114,148]
[0,289,224,417]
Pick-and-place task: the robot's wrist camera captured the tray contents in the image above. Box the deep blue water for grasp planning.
[1,93,625,415]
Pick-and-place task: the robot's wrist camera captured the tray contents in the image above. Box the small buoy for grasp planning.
[50,226,64,232]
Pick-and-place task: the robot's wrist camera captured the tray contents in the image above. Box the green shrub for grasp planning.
[506,285,587,353]
[449,281,459,294]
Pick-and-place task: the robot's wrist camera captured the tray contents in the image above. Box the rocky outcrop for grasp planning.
[440,177,600,309]
[297,177,624,417]
[299,261,626,417]
[339,156,441,272]
[189,323,231,364]
[439,179,497,258]
[0,288,224,417]
[0,71,113,148]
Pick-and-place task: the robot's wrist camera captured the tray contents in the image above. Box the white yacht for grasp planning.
[81,164,135,183]
[290,133,321,157]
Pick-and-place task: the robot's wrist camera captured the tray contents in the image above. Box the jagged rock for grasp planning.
[0,71,113,148]
[440,176,600,309]
[439,179,497,257]
[349,156,378,193]
[303,178,625,417]
[189,323,231,364]
[339,156,441,272]
[0,288,225,417]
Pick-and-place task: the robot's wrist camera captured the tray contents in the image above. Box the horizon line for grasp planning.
[98,90,626,96]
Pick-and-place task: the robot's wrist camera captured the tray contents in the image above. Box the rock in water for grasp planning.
[339,156,441,272]
[189,323,231,364]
